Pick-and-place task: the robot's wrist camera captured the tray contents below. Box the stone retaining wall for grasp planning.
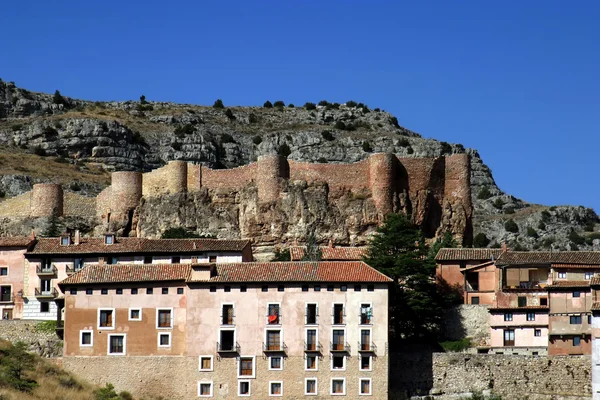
[0,319,63,357]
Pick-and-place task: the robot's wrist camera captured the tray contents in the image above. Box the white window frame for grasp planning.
[237,355,256,379]
[359,377,372,396]
[332,327,347,352]
[359,302,373,325]
[305,353,319,371]
[332,302,345,325]
[305,377,318,396]
[305,327,319,351]
[360,354,373,371]
[156,307,174,329]
[157,332,171,348]
[330,354,346,371]
[265,327,283,351]
[97,308,115,330]
[219,328,237,352]
[221,302,235,326]
[197,381,213,397]
[268,355,283,371]
[360,327,373,350]
[79,329,93,347]
[128,308,142,321]
[266,302,282,325]
[107,333,126,355]
[269,380,283,397]
[198,355,214,372]
[330,378,346,396]
[238,379,251,397]
[305,302,319,325]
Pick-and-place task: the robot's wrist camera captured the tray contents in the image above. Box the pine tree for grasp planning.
[52,90,65,105]
[301,230,322,261]
[41,208,61,237]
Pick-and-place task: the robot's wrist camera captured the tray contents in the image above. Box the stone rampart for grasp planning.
[201,163,257,191]
[288,158,370,194]
[110,172,142,215]
[30,183,63,217]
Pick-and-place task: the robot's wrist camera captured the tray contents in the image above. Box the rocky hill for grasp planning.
[0,78,598,252]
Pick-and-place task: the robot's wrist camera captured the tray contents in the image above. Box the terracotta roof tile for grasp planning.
[546,280,590,289]
[496,251,600,266]
[59,263,191,285]
[28,237,250,255]
[289,246,368,261]
[189,261,392,283]
[591,302,600,311]
[0,237,35,247]
[435,248,503,261]
[590,277,600,286]
[552,264,600,269]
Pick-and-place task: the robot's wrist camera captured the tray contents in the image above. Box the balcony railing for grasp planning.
[330,341,350,353]
[216,341,240,353]
[34,288,58,298]
[304,341,323,353]
[263,342,288,353]
[65,265,84,275]
[36,265,57,276]
[358,341,377,353]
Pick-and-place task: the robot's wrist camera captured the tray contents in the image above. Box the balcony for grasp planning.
[330,341,350,353]
[358,341,377,353]
[263,341,287,353]
[304,341,323,353]
[36,265,57,276]
[65,265,84,275]
[34,288,58,298]
[216,341,240,353]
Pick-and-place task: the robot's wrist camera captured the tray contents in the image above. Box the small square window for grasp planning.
[209,286,216,292]
[570,315,582,324]
[504,313,513,322]
[198,381,213,397]
[61,236,70,246]
[573,336,581,346]
[157,309,173,328]
[359,378,372,395]
[0,267,7,276]
[340,285,347,292]
[305,378,317,395]
[360,355,371,371]
[238,380,251,396]
[70,288,77,295]
[534,329,541,337]
[101,289,108,295]
[558,271,566,279]
[277,285,284,292]
[331,378,346,395]
[158,332,171,347]
[527,312,535,321]
[86,288,93,295]
[262,286,269,292]
[238,357,255,378]
[131,288,138,295]
[177,287,184,295]
[367,284,374,292]
[314,285,321,292]
[269,381,283,396]
[171,256,180,264]
[224,286,231,292]
[162,287,168,295]
[108,334,125,355]
[332,355,345,370]
[209,256,217,263]
[302,285,309,292]
[540,298,548,306]
[240,285,247,292]
[269,356,283,370]
[147,288,153,295]
[573,291,581,298]
[99,309,115,328]
[354,284,362,292]
[306,355,317,370]
[129,308,141,321]
[471,297,480,305]
[116,288,123,295]
[104,235,114,245]
[40,302,50,313]
[585,271,594,280]
[80,330,93,346]
[327,285,334,291]
[199,356,213,371]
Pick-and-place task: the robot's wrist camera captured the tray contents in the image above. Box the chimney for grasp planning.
[74,230,81,245]
[30,230,36,240]
[98,257,105,266]
[293,238,298,246]
[328,239,334,248]
[502,242,507,252]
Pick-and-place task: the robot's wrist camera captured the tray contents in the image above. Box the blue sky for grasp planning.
[1,1,599,211]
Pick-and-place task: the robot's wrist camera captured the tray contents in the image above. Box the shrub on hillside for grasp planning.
[33,146,46,156]
[504,219,519,233]
[362,141,373,152]
[304,102,316,110]
[318,100,329,106]
[263,100,273,108]
[273,100,285,108]
[397,138,410,148]
[492,198,505,210]
[287,103,295,108]
[440,141,452,155]
[541,210,551,222]
[526,227,538,238]
[504,206,515,214]
[538,221,546,230]
[477,187,492,200]
[53,90,66,105]
[334,121,346,130]
[224,109,235,120]
[139,95,147,104]
[345,100,357,107]
[321,130,335,141]
[569,229,585,245]
[389,116,400,128]
[212,99,224,109]
[42,126,58,136]
[473,233,490,247]
[440,338,472,352]
[174,124,194,137]
[221,134,235,144]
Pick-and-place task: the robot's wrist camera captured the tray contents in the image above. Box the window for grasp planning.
[527,313,535,321]
[340,285,347,292]
[158,332,171,347]
[302,285,309,292]
[209,286,216,292]
[269,356,283,370]
[534,329,541,337]
[238,380,251,396]
[115,288,123,295]
[360,355,372,371]
[144,256,152,264]
[219,330,236,352]
[314,285,321,292]
[222,304,234,325]
[570,315,582,324]
[573,291,581,298]
[177,287,184,294]
[131,288,138,295]
[306,329,318,351]
[471,297,480,305]
[40,301,50,313]
[331,355,345,370]
[367,284,374,292]
[147,288,153,295]
[332,329,345,351]
[74,258,84,271]
[360,329,371,351]
[504,313,513,322]
[157,308,173,328]
[354,284,362,292]
[107,334,125,355]
[333,303,345,325]
[306,303,318,325]
[573,336,581,346]
[327,285,334,291]
[80,330,93,347]
[171,256,180,264]
[162,288,168,295]
[104,235,114,245]
[240,285,247,292]
[262,286,269,292]
[305,378,317,395]
[558,271,566,279]
[199,356,213,371]
[269,381,283,397]
[331,378,346,395]
[360,378,372,395]
[209,255,217,263]
[129,308,141,321]
[98,309,115,329]
[86,288,93,295]
[238,357,255,378]
[70,288,77,295]
[585,271,594,280]
[266,330,281,351]
[61,236,70,246]
[101,289,108,295]
[306,355,318,370]
[267,303,281,325]
[224,286,231,292]
[278,285,284,292]
[540,297,548,306]
[198,381,213,397]
[0,267,7,276]
[518,297,526,307]
[360,303,373,325]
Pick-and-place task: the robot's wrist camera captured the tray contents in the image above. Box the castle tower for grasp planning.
[187,163,202,192]
[443,154,471,209]
[110,171,142,215]
[31,183,63,217]
[368,153,395,216]
[166,160,188,193]
[257,155,289,203]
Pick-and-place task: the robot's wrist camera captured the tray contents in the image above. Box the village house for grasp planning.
[58,261,391,399]
[0,236,37,320]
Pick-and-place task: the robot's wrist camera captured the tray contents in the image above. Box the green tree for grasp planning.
[301,230,322,261]
[429,231,457,261]
[263,100,273,108]
[0,341,38,392]
[364,214,443,342]
[213,99,224,109]
[504,219,519,233]
[473,232,490,247]
[271,248,291,262]
[139,95,147,104]
[42,208,61,237]
[52,90,65,105]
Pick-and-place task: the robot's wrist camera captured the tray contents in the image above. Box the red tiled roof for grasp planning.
[496,251,600,266]
[28,237,250,255]
[590,277,600,286]
[546,280,590,289]
[435,248,503,261]
[0,237,35,248]
[552,264,600,269]
[188,261,392,283]
[591,302,600,311]
[59,263,191,285]
[489,306,549,312]
[289,246,368,261]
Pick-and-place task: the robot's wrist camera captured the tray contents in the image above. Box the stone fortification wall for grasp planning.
[201,163,257,191]
[30,183,63,217]
[0,320,63,357]
[142,160,188,196]
[109,172,142,215]
[288,158,370,194]
[187,163,202,191]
